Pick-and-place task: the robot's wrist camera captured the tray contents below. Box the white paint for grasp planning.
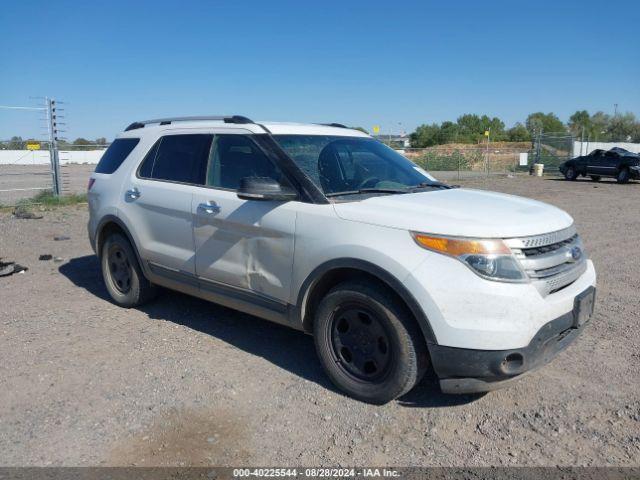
[0,149,105,165]
[573,141,640,157]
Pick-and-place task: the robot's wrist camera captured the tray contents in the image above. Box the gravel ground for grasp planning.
[0,173,638,467]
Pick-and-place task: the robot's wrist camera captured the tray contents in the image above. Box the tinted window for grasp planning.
[138,140,160,178]
[94,138,139,174]
[208,135,285,190]
[143,134,212,185]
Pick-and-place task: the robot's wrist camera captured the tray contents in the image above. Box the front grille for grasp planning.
[521,234,578,257]
[505,226,586,296]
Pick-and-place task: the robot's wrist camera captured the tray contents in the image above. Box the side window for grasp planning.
[95,138,139,174]
[139,134,213,185]
[208,135,286,190]
[138,139,160,178]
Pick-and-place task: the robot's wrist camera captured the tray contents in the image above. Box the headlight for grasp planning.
[411,232,528,282]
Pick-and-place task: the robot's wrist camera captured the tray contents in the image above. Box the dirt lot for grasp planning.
[0,173,638,467]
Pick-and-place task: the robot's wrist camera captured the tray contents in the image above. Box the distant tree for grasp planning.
[439,121,459,143]
[607,112,638,141]
[7,136,25,149]
[410,123,441,147]
[73,137,92,151]
[589,111,611,141]
[568,110,592,138]
[525,112,566,135]
[506,123,530,142]
[95,137,108,145]
[456,114,483,142]
[455,114,505,142]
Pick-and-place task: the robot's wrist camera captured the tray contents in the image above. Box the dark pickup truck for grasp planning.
[560,147,640,183]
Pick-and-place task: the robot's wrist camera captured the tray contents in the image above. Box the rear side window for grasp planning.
[138,134,212,185]
[94,138,139,174]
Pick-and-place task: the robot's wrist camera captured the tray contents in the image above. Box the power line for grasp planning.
[0,105,47,111]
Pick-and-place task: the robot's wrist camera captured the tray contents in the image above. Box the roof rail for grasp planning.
[124,115,254,131]
[318,123,348,128]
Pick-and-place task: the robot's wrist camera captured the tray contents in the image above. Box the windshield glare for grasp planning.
[273,135,438,196]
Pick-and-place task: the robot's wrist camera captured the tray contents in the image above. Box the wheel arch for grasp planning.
[296,258,437,345]
[95,215,145,269]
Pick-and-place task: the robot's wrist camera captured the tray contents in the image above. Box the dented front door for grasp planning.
[191,186,297,304]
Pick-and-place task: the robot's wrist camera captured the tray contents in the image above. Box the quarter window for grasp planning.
[94,138,139,174]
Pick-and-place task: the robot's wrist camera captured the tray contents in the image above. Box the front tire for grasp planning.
[616,168,630,184]
[313,281,428,404]
[564,167,578,181]
[101,233,157,307]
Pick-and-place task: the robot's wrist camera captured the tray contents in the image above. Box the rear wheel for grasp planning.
[589,175,601,182]
[564,167,578,181]
[616,168,630,184]
[313,281,428,404]
[101,233,157,307]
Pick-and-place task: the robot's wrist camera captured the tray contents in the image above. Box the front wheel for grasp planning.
[590,175,601,182]
[564,167,578,181]
[616,168,630,184]
[101,233,157,307]
[313,281,428,404]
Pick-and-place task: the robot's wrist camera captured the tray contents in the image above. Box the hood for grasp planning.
[333,188,574,238]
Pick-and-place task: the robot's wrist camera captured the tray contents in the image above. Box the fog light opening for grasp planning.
[501,353,524,374]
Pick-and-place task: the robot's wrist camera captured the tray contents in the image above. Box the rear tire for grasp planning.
[564,167,578,181]
[616,168,630,184]
[313,281,428,404]
[589,175,601,182]
[101,233,157,307]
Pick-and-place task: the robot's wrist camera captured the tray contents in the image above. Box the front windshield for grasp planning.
[273,135,440,196]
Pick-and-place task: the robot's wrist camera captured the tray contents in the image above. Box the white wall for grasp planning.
[0,149,106,165]
[573,141,640,157]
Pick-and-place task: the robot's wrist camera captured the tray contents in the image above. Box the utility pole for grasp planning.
[46,97,62,196]
[485,128,491,176]
[614,103,618,117]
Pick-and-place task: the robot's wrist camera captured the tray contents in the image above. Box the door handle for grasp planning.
[197,201,221,215]
[126,188,141,200]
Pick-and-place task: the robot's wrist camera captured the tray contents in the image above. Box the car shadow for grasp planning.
[59,255,481,409]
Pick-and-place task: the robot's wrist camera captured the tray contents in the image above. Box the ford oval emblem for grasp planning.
[570,246,582,261]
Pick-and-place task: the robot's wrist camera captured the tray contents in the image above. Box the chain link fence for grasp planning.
[531,132,574,171]
[402,142,533,181]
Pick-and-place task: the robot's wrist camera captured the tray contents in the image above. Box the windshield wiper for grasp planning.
[325,187,410,197]
[410,181,451,190]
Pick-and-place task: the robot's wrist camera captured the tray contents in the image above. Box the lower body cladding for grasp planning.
[432,287,594,393]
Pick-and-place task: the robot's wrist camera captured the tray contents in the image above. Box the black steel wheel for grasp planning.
[107,244,132,293]
[101,233,156,307]
[330,305,393,382]
[313,281,428,404]
[564,167,577,181]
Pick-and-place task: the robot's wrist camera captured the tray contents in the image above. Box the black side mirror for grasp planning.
[237,177,298,201]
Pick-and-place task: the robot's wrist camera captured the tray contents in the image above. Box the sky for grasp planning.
[1,0,639,140]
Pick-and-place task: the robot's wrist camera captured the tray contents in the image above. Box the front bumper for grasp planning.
[432,286,595,393]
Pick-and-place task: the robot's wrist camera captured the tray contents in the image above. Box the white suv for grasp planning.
[88,116,596,404]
